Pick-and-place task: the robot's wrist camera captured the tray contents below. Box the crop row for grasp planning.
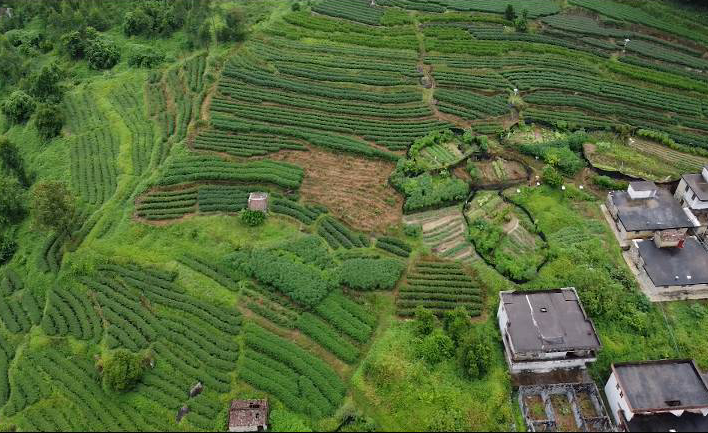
[110,82,155,176]
[260,35,418,60]
[376,237,412,258]
[193,127,305,157]
[185,53,207,93]
[435,89,509,117]
[502,69,702,116]
[312,0,384,26]
[70,127,120,205]
[275,62,415,87]
[41,288,101,341]
[136,188,198,220]
[243,324,345,418]
[0,268,22,296]
[0,337,14,408]
[156,155,303,189]
[217,80,432,120]
[223,57,421,105]
[429,53,592,73]
[296,313,360,363]
[432,70,511,91]
[177,255,240,292]
[314,294,374,343]
[210,98,448,151]
[318,217,369,250]
[211,114,400,157]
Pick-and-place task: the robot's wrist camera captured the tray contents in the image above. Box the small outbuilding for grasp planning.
[247,192,269,213]
[604,359,708,432]
[228,399,269,433]
[498,288,601,374]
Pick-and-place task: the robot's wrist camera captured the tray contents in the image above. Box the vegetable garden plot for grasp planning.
[397,261,482,317]
[404,206,478,264]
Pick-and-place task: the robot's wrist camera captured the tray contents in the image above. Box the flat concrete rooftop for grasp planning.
[637,237,708,287]
[614,360,708,412]
[501,289,601,354]
[610,189,696,232]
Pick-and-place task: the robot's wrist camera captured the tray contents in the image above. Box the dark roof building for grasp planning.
[635,237,708,287]
[498,288,601,373]
[604,360,708,432]
[608,188,698,232]
[228,400,268,433]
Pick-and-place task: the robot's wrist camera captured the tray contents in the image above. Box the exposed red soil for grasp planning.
[268,147,403,232]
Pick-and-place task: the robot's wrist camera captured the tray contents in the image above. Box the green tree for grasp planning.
[216,7,246,42]
[414,305,436,336]
[34,104,64,141]
[0,176,25,227]
[542,165,563,188]
[0,230,17,265]
[416,330,455,364]
[1,90,35,124]
[457,328,493,380]
[123,8,153,36]
[26,62,63,100]
[514,9,529,32]
[0,137,28,185]
[86,37,120,70]
[504,4,516,21]
[31,181,76,234]
[241,209,266,227]
[442,307,471,346]
[102,349,145,392]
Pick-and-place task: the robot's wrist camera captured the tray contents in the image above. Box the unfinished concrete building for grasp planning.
[604,360,708,432]
[519,382,614,432]
[498,288,601,374]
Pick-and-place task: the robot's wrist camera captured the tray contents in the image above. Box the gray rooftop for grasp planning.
[683,173,708,202]
[637,237,708,287]
[630,181,658,191]
[500,289,601,354]
[626,412,708,432]
[614,360,708,412]
[611,189,696,231]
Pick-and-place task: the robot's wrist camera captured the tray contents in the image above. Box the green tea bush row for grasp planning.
[0,297,31,334]
[231,249,336,307]
[315,294,374,343]
[177,255,240,291]
[136,188,198,220]
[312,0,384,26]
[157,155,304,189]
[435,89,509,117]
[193,127,305,157]
[276,62,415,87]
[433,70,511,91]
[376,237,412,257]
[625,39,708,70]
[338,258,406,291]
[502,69,701,116]
[260,36,418,60]
[0,268,22,296]
[317,217,369,250]
[109,82,155,176]
[211,115,399,158]
[185,53,207,93]
[296,313,359,363]
[223,57,420,104]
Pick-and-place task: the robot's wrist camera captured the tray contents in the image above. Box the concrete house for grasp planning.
[498,288,601,374]
[607,182,700,246]
[0,7,12,19]
[629,236,708,301]
[675,166,708,231]
[228,400,269,432]
[604,359,708,432]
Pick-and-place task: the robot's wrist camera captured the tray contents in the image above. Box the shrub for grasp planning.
[26,62,63,101]
[86,37,120,70]
[0,137,27,185]
[593,175,628,190]
[128,44,165,68]
[404,224,422,238]
[1,91,35,124]
[442,307,472,346]
[34,104,64,140]
[416,330,455,364]
[0,231,16,265]
[338,258,405,291]
[542,165,563,188]
[102,349,145,392]
[457,328,493,380]
[414,306,436,336]
[0,177,25,226]
[31,181,76,234]
[216,8,246,42]
[240,209,265,227]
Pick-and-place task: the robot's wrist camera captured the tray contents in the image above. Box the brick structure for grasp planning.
[247,193,269,213]
[228,400,268,432]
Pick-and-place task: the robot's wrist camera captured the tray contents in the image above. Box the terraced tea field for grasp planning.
[403,205,479,264]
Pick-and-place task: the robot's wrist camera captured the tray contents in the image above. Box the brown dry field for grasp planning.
[269,147,403,232]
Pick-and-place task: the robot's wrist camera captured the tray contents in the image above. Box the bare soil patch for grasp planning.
[269,147,403,232]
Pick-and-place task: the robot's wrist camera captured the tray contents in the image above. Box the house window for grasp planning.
[692,193,697,201]
[686,184,690,193]
[620,391,623,398]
